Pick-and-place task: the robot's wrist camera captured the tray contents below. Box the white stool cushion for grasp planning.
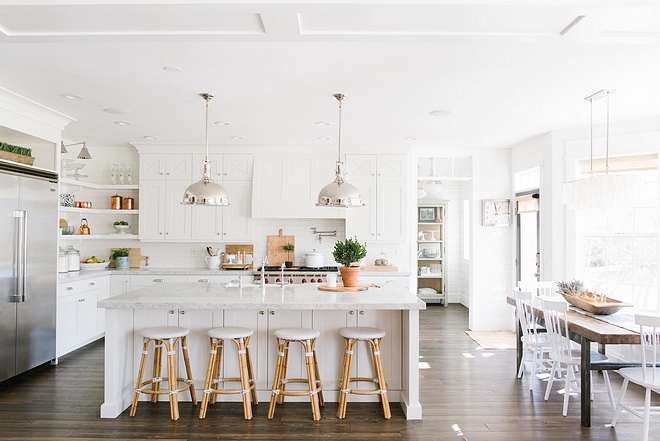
[340,327,386,340]
[274,328,320,340]
[207,326,254,340]
[141,326,189,340]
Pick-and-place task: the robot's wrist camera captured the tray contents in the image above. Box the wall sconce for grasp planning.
[61,141,92,159]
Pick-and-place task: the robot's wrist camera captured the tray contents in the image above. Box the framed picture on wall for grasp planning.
[482,199,510,226]
[418,207,437,223]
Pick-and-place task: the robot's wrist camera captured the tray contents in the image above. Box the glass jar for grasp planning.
[58,248,69,273]
[66,246,80,272]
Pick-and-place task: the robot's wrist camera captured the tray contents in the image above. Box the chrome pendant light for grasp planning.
[316,93,364,208]
[182,93,229,206]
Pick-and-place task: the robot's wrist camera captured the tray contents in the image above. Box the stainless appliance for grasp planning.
[254,266,338,285]
[0,160,58,383]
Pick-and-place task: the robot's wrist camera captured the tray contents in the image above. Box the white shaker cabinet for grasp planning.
[139,154,193,241]
[252,155,344,219]
[191,154,253,241]
[345,154,408,242]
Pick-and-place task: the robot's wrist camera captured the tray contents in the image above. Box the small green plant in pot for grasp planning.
[283,243,295,268]
[332,236,367,287]
[110,248,130,269]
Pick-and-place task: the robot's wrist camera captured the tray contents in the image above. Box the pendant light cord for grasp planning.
[334,93,344,176]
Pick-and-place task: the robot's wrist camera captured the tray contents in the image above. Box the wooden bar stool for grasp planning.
[267,328,324,420]
[198,326,258,420]
[337,326,390,419]
[130,326,197,420]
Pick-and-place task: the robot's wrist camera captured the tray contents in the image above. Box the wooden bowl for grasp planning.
[560,293,632,315]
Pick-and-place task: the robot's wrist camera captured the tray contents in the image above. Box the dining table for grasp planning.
[506,295,640,427]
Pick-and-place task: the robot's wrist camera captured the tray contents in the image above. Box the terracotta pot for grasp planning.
[339,266,360,287]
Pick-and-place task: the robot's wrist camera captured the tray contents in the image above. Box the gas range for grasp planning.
[253,266,338,285]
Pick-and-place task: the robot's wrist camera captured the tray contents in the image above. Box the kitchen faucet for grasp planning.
[260,256,268,286]
[279,262,285,286]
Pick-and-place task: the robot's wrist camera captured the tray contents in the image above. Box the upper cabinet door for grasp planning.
[345,155,376,181]
[167,154,193,181]
[223,155,253,181]
[377,155,407,181]
[140,154,193,181]
[140,154,165,180]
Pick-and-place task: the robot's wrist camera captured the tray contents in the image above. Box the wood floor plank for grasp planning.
[0,304,655,440]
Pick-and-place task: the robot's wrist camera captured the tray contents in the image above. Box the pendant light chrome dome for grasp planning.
[316,94,364,208]
[182,93,229,206]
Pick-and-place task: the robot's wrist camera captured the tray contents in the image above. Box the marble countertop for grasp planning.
[98,282,425,311]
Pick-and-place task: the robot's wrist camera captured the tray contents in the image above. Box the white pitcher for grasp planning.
[205,255,221,270]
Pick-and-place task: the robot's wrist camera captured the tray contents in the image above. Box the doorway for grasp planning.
[516,192,540,284]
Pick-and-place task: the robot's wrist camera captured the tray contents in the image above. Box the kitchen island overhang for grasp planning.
[99,282,425,420]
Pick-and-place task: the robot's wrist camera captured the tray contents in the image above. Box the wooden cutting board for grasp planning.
[267,229,294,266]
[318,284,378,292]
[110,248,148,268]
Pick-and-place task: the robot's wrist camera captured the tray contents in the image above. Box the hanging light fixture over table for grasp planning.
[563,89,633,210]
[316,93,364,208]
[182,93,229,206]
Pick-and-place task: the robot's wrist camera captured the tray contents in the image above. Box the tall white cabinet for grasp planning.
[345,154,407,242]
[416,202,447,305]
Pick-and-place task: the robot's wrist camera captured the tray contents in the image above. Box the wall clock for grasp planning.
[482,199,510,227]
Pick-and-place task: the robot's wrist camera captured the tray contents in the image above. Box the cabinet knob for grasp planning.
[348,311,355,315]
[223,232,227,236]
[159,232,163,235]
[168,310,175,314]
[88,282,95,286]
[359,310,365,316]
[270,311,275,316]
[153,278,165,282]
[259,311,265,315]
[66,286,73,291]
[179,310,186,315]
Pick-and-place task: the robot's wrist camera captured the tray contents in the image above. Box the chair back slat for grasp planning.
[541,296,573,363]
[635,313,660,384]
[513,289,536,342]
[518,280,557,297]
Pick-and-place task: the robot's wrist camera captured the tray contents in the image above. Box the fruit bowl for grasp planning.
[114,224,130,234]
[560,293,632,315]
[80,261,110,270]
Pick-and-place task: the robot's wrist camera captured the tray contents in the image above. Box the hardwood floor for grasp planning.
[0,304,654,440]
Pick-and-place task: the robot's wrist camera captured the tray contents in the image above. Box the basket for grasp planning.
[560,293,632,315]
[0,150,35,165]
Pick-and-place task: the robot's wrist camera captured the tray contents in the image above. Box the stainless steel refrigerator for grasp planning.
[0,160,58,383]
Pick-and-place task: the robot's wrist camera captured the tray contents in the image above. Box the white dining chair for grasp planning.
[611,313,660,441]
[518,280,558,297]
[513,289,553,391]
[541,296,615,416]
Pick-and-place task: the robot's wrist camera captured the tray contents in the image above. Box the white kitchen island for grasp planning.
[98,282,425,420]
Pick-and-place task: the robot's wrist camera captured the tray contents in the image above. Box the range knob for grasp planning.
[317,278,323,283]
[276,278,281,283]
[310,278,316,283]
[289,278,294,284]
[265,278,269,284]
[302,278,307,284]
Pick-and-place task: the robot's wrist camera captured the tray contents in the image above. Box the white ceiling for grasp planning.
[0,1,659,151]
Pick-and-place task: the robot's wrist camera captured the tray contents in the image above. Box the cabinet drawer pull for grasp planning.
[198,279,210,283]
[65,286,73,291]
[88,282,95,286]
[153,279,165,282]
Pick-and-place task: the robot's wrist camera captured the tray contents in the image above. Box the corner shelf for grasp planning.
[60,234,138,240]
[60,177,138,190]
[60,207,139,215]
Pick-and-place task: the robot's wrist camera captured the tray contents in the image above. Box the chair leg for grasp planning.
[199,337,218,419]
[545,361,558,400]
[611,378,629,427]
[517,342,529,378]
[643,387,652,441]
[602,371,615,411]
[181,335,197,405]
[130,338,150,417]
[529,345,540,391]
[371,338,391,419]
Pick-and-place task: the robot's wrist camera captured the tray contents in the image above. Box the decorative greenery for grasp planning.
[0,142,32,157]
[283,243,295,261]
[332,236,367,267]
[113,220,128,226]
[110,248,130,260]
[556,280,584,297]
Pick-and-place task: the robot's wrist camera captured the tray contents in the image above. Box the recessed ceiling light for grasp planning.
[104,108,132,115]
[231,136,244,140]
[215,121,231,126]
[163,66,182,73]
[405,137,417,141]
[115,121,133,126]
[429,110,455,117]
[143,136,158,140]
[316,121,332,126]
[318,137,330,141]
[61,94,84,100]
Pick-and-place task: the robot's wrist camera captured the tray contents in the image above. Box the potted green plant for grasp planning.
[283,243,295,268]
[110,248,130,269]
[332,236,367,287]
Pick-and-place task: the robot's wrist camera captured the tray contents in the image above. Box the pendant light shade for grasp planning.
[317,94,364,208]
[182,93,229,206]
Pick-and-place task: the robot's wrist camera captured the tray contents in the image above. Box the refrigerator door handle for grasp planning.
[12,210,28,303]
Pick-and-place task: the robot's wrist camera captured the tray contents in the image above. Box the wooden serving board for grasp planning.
[318,284,378,292]
[225,244,254,269]
[361,265,399,272]
[110,248,148,268]
[267,229,294,266]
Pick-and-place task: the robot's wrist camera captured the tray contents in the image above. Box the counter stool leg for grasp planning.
[370,338,391,419]
[278,340,291,405]
[245,336,259,405]
[210,339,223,405]
[181,335,197,405]
[311,338,324,406]
[199,337,219,419]
[236,336,253,420]
[151,341,163,402]
[303,338,321,421]
[130,338,151,417]
[165,337,180,420]
[337,338,356,419]
[268,339,287,419]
